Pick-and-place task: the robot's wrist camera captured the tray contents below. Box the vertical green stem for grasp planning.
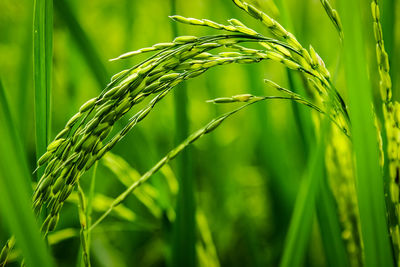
[86,162,97,252]
[170,1,196,266]
[77,184,90,267]
[33,0,53,180]
[338,0,394,266]
[17,4,33,143]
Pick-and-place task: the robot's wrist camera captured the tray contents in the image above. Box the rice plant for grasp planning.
[0,0,398,266]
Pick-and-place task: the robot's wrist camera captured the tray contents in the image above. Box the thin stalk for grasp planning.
[85,162,97,260]
[170,1,196,267]
[76,164,97,267]
[33,0,53,180]
[77,184,90,267]
[338,0,394,266]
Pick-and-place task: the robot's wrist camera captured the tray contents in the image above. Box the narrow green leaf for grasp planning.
[170,1,196,266]
[33,0,53,180]
[338,0,394,266]
[87,162,97,232]
[280,117,328,267]
[316,178,349,267]
[0,79,54,267]
[17,11,34,139]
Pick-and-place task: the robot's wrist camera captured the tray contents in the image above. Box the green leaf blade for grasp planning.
[0,79,54,267]
[33,0,53,180]
[338,0,394,265]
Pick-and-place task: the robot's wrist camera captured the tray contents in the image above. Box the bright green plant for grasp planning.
[0,0,398,266]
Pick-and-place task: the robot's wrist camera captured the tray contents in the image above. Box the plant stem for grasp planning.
[33,0,53,180]
[338,0,394,265]
[169,1,196,266]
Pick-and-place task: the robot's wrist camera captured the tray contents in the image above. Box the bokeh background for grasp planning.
[0,0,399,266]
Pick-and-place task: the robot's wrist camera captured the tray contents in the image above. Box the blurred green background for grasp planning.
[0,0,397,266]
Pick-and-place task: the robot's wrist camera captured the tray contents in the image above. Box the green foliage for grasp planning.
[33,0,53,180]
[338,0,393,265]
[0,79,54,266]
[0,0,398,266]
